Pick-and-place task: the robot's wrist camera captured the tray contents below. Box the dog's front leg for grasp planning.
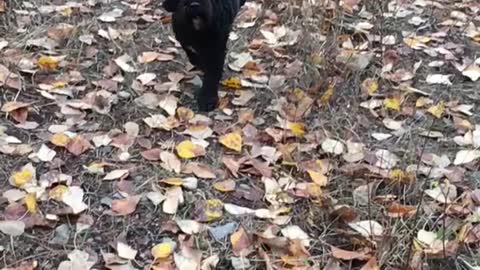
[196,42,227,112]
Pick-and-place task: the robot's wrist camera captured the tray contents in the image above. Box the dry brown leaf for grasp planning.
[141,148,162,161]
[66,136,92,156]
[213,179,236,192]
[111,195,141,216]
[230,226,252,256]
[330,246,371,261]
[386,202,417,218]
[183,162,216,179]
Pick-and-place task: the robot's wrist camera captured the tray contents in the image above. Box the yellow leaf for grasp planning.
[85,162,106,174]
[161,178,184,186]
[306,183,322,197]
[11,169,34,187]
[389,169,414,184]
[49,185,68,201]
[288,122,306,137]
[59,7,72,17]
[361,78,378,95]
[50,133,71,147]
[219,132,243,152]
[221,77,242,89]
[427,101,445,119]
[404,36,431,48]
[52,81,67,88]
[384,97,401,111]
[319,82,335,105]
[176,140,205,159]
[24,193,37,213]
[307,170,328,186]
[151,242,174,259]
[176,106,195,121]
[293,88,305,99]
[415,97,432,108]
[204,199,223,221]
[38,56,59,70]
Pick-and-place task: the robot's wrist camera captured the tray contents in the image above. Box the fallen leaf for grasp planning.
[194,199,223,222]
[1,101,30,113]
[424,183,457,204]
[360,257,379,270]
[0,220,25,236]
[50,133,71,147]
[66,136,92,156]
[24,193,37,214]
[176,140,206,159]
[98,8,123,22]
[214,179,236,192]
[221,77,242,89]
[307,170,328,186]
[176,219,207,235]
[174,246,202,270]
[151,241,176,259]
[141,148,162,161]
[322,138,344,155]
[159,94,178,116]
[462,64,480,81]
[231,226,252,256]
[57,249,96,270]
[330,246,371,261]
[426,74,452,85]
[37,144,56,162]
[219,132,243,152]
[183,162,216,179]
[348,220,384,238]
[38,56,59,70]
[9,163,36,188]
[103,169,129,181]
[386,202,417,217]
[114,54,136,72]
[427,101,445,119]
[281,225,311,247]
[384,97,401,111]
[117,241,137,260]
[361,78,378,95]
[288,122,306,137]
[454,150,480,165]
[375,149,399,169]
[163,186,184,214]
[158,151,181,173]
[146,191,166,206]
[62,186,88,214]
[111,195,141,215]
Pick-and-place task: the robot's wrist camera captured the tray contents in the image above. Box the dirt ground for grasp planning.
[1,0,480,269]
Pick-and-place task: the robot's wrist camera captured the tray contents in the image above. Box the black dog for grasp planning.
[162,0,246,112]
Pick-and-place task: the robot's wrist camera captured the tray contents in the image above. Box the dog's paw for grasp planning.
[197,95,219,112]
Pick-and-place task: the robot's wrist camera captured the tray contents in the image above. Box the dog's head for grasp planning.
[180,0,213,30]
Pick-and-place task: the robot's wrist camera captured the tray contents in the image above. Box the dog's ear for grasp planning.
[162,0,179,12]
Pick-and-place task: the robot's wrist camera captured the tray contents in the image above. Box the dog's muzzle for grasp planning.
[186,1,202,17]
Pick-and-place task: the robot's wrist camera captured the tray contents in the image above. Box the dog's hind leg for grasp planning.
[196,39,227,112]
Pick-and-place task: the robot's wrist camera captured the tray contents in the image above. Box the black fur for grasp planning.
[162,0,246,112]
